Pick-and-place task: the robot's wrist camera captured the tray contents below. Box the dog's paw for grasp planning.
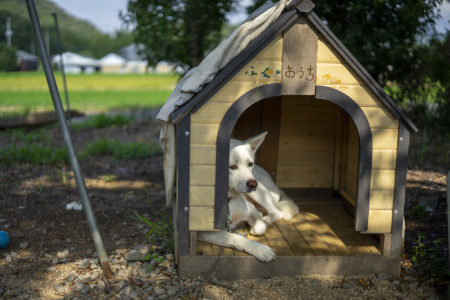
[281,206,300,221]
[250,219,267,236]
[253,244,276,262]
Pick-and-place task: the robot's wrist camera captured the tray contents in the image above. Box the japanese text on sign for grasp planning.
[284,65,315,81]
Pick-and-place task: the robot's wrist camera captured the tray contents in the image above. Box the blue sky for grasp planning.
[50,0,449,35]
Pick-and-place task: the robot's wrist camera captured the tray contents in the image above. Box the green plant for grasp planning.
[142,252,166,271]
[0,144,68,166]
[407,204,428,218]
[410,233,449,279]
[134,211,174,253]
[411,232,426,262]
[104,174,117,183]
[73,114,131,130]
[123,191,134,202]
[81,138,161,161]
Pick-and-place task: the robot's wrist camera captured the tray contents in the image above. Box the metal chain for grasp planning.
[170,209,235,299]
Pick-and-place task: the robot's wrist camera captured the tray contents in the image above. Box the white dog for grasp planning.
[198,132,299,262]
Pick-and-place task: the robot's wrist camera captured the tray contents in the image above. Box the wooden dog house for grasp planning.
[169,0,417,278]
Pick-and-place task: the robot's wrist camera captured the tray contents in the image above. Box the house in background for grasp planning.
[16,50,39,71]
[52,52,101,74]
[51,45,176,74]
[120,43,176,74]
[99,53,126,73]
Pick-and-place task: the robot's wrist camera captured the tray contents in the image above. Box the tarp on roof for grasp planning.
[156,0,290,206]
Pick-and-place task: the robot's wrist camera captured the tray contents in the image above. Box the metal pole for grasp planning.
[52,12,71,123]
[25,0,112,279]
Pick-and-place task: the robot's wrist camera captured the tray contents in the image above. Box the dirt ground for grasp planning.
[0,119,448,299]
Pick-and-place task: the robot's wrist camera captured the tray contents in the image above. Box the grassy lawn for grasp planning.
[0,71,178,115]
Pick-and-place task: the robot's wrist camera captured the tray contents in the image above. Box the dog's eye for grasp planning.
[229,165,238,170]
[248,162,254,167]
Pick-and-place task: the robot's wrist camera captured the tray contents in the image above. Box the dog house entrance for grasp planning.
[197,95,381,257]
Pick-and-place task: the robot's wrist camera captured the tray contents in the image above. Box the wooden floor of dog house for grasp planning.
[196,191,381,257]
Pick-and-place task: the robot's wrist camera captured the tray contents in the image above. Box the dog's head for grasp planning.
[228,131,267,193]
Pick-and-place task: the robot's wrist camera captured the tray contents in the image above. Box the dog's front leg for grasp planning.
[250,184,283,224]
[198,231,276,262]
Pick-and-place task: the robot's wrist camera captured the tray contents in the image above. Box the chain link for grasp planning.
[169,209,237,299]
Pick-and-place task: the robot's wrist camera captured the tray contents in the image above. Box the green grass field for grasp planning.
[0,71,179,115]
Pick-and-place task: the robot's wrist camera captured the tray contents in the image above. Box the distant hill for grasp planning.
[0,0,133,59]
[0,0,103,38]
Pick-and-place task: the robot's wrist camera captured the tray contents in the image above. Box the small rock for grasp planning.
[310,279,321,287]
[167,287,177,296]
[231,282,239,290]
[81,287,90,295]
[66,272,77,282]
[54,285,65,294]
[126,244,151,261]
[47,266,56,271]
[80,259,89,269]
[376,274,388,280]
[393,280,400,285]
[159,294,168,300]
[342,281,355,289]
[165,254,174,261]
[154,287,166,295]
[19,242,29,249]
[403,275,415,281]
[44,253,52,259]
[115,281,127,290]
[74,281,84,292]
[121,285,134,296]
[96,281,106,291]
[10,251,17,257]
[5,255,12,262]
[90,271,100,281]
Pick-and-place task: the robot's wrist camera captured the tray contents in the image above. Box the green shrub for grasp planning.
[0,144,68,166]
[81,138,161,161]
[73,114,131,130]
[0,43,18,71]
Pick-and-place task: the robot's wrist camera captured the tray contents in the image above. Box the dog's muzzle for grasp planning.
[246,179,257,192]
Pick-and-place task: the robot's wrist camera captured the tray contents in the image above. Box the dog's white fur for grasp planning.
[198,132,299,262]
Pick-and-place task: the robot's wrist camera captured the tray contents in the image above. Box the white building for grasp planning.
[100,53,126,73]
[52,52,100,74]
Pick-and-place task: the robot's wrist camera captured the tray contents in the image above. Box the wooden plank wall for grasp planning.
[276,97,337,188]
[189,36,284,231]
[316,38,399,233]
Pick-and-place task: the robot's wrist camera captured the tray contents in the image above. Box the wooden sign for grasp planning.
[281,19,318,95]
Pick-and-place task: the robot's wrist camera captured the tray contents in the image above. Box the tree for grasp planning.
[249,1,442,89]
[0,43,18,71]
[121,0,238,70]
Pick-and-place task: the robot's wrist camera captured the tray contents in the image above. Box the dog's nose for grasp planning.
[247,179,257,190]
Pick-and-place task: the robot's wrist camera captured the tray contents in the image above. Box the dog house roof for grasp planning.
[170,0,418,133]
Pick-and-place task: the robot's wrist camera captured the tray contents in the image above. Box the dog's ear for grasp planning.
[246,131,268,154]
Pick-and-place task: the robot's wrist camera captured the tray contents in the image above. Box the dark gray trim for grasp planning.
[306,12,417,133]
[179,255,400,279]
[171,10,298,123]
[316,86,372,232]
[214,84,282,228]
[214,84,372,232]
[390,123,410,256]
[170,7,417,133]
[176,115,191,255]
